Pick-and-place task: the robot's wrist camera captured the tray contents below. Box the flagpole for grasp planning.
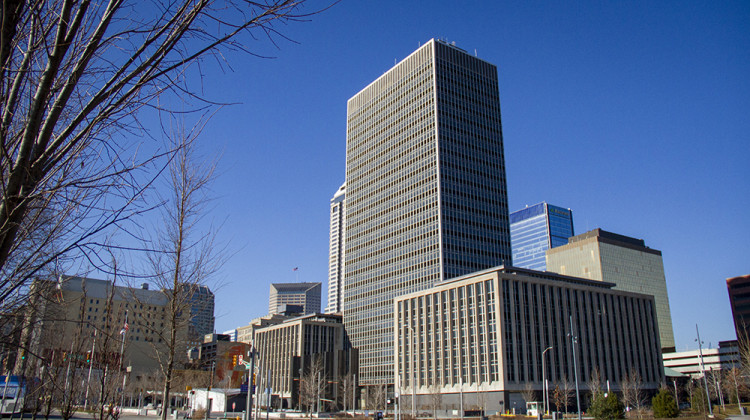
[119,311,128,413]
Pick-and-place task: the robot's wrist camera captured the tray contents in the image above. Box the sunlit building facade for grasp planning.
[394,266,664,411]
[325,183,346,314]
[344,39,512,385]
[546,229,675,351]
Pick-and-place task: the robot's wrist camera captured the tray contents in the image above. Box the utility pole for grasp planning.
[696,325,714,417]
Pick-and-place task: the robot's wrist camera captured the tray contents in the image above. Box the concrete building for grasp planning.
[727,274,750,341]
[663,340,739,378]
[546,229,675,351]
[18,276,191,375]
[254,313,358,410]
[394,266,664,412]
[344,38,512,386]
[325,183,346,314]
[510,202,574,271]
[268,283,321,316]
[235,312,299,346]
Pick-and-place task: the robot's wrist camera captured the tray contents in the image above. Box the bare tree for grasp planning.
[0,0,327,350]
[522,382,537,404]
[553,377,573,414]
[135,122,222,420]
[621,369,646,418]
[300,356,325,417]
[587,366,603,404]
[338,372,355,412]
[365,384,386,412]
[428,385,442,419]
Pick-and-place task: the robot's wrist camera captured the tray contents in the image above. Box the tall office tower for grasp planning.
[186,284,215,346]
[727,274,750,340]
[268,282,321,315]
[546,228,675,350]
[344,39,512,385]
[325,183,346,314]
[510,202,574,271]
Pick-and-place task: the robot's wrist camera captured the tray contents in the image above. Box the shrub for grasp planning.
[652,389,679,418]
[589,392,625,420]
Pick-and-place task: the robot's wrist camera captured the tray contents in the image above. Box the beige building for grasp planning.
[546,229,675,351]
[254,313,357,410]
[394,266,664,413]
[268,283,321,315]
[235,314,291,345]
[19,276,189,376]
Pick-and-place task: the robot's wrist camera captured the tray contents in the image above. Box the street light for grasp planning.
[542,346,553,415]
[696,325,714,417]
[568,316,581,420]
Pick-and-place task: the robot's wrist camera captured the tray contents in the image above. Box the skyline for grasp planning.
[147,1,747,351]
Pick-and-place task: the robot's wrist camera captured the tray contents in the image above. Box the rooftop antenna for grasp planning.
[474,49,477,57]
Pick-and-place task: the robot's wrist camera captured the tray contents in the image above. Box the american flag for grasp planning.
[120,311,129,335]
[292,267,298,271]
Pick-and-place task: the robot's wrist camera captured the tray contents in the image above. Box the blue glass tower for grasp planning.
[510,202,574,271]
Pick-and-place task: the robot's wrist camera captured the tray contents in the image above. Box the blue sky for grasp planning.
[187,1,749,350]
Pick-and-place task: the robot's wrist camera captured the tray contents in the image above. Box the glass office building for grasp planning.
[510,202,574,271]
[344,39,512,385]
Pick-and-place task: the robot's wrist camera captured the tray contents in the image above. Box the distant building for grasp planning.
[222,329,237,342]
[268,283,321,315]
[186,285,215,347]
[394,266,664,411]
[510,202,574,271]
[663,340,739,378]
[188,333,250,388]
[17,276,189,376]
[344,38,512,386]
[254,313,358,410]
[546,229,675,351]
[236,312,302,346]
[325,183,346,314]
[727,274,750,340]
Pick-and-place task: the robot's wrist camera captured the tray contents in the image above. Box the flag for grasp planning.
[120,322,129,335]
[292,267,298,271]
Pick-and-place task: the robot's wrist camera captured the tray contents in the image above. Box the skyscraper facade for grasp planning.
[546,228,675,350]
[186,284,215,346]
[344,39,512,385]
[325,183,346,314]
[268,282,321,315]
[510,202,574,271]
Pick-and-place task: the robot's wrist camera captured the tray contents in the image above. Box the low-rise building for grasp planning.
[662,340,739,378]
[254,313,358,410]
[394,266,664,413]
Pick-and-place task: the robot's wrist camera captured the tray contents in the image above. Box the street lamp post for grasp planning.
[568,316,581,420]
[696,325,714,417]
[542,346,553,416]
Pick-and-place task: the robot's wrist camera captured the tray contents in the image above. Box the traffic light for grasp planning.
[86,351,91,363]
[252,372,256,385]
[62,352,67,361]
[232,355,237,365]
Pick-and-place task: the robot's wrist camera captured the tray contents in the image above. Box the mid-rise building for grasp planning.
[394,266,664,412]
[254,313,358,410]
[268,282,321,315]
[17,276,191,376]
[546,229,675,351]
[344,38,512,386]
[510,202,574,271]
[325,183,346,314]
[727,274,750,341]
